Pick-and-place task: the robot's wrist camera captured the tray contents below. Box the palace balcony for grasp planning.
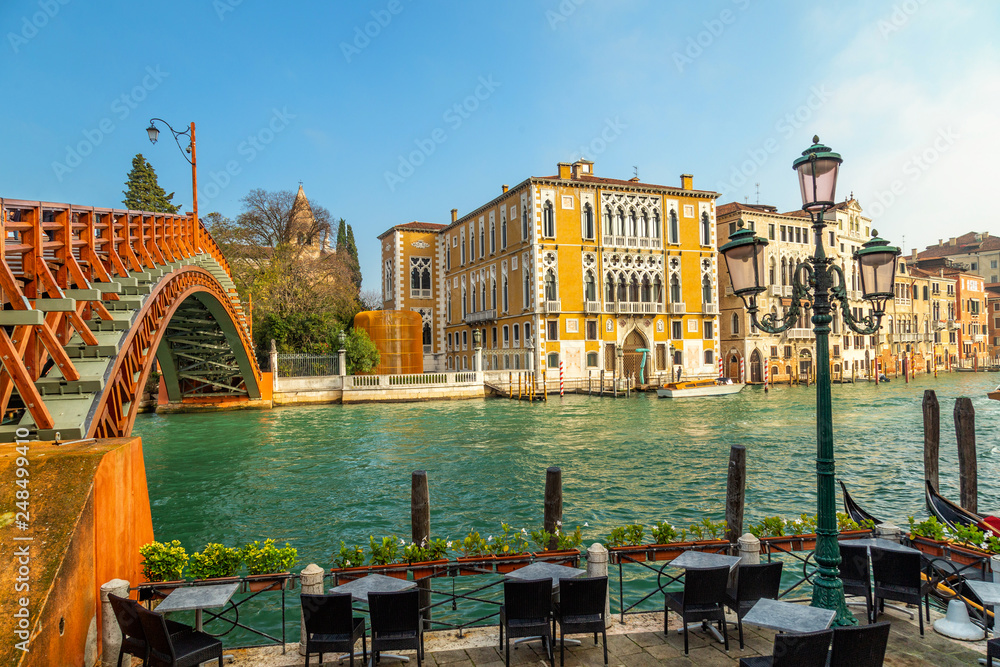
[670,302,686,314]
[543,300,561,314]
[703,304,719,315]
[584,301,602,314]
[786,328,813,340]
[465,309,496,325]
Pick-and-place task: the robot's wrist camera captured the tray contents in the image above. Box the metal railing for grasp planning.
[276,353,339,377]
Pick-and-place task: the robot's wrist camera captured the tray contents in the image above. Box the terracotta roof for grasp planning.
[377,221,446,240]
[537,173,719,197]
[716,202,780,217]
[917,232,1000,259]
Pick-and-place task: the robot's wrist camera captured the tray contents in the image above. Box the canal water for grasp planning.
[135,372,1000,641]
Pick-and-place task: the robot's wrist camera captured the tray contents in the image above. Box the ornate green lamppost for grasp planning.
[719,137,900,625]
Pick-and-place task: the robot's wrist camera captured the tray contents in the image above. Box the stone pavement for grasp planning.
[217,607,989,666]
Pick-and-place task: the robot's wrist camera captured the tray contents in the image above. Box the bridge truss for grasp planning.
[0,198,263,440]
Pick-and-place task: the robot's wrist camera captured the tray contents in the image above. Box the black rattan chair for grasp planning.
[135,604,222,667]
[871,546,931,636]
[369,589,423,667]
[300,593,367,666]
[839,543,874,623]
[829,620,891,667]
[553,576,607,666]
[664,565,730,655]
[987,636,1000,666]
[725,561,783,649]
[108,593,190,667]
[739,629,833,667]
[499,578,553,667]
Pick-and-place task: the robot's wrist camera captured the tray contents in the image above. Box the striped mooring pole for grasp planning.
[718,356,724,378]
[763,362,769,386]
[558,361,565,397]
[739,357,745,383]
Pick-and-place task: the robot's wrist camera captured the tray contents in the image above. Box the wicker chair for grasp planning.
[369,589,423,667]
[724,561,783,649]
[300,593,367,666]
[739,629,833,667]
[829,621,891,667]
[839,542,874,623]
[134,604,222,667]
[987,637,1000,666]
[499,578,553,667]
[108,593,191,667]
[871,546,931,635]
[553,576,608,666]
[664,565,730,655]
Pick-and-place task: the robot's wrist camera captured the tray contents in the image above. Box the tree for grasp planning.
[336,218,348,252]
[123,154,181,213]
[236,188,332,248]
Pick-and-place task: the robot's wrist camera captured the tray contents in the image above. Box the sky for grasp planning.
[2,0,998,292]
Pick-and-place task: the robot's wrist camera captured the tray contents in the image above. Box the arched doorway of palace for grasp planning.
[749,349,763,383]
[622,329,649,383]
[799,349,812,381]
[727,353,741,381]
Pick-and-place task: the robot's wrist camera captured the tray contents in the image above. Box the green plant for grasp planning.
[908,516,946,541]
[491,523,530,556]
[555,525,583,550]
[367,536,402,565]
[529,528,555,552]
[787,514,817,535]
[837,513,876,532]
[425,538,451,560]
[948,523,986,549]
[688,518,726,541]
[748,516,786,539]
[139,540,188,582]
[333,541,366,569]
[459,531,488,558]
[984,534,1000,554]
[242,539,298,575]
[402,541,427,563]
[606,524,644,548]
[651,521,686,544]
[187,543,242,580]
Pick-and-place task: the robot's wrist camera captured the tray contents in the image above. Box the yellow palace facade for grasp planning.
[379,160,721,382]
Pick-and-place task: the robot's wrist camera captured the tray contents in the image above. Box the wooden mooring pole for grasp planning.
[411,471,431,628]
[725,445,747,545]
[543,467,562,550]
[922,390,939,491]
[955,397,978,514]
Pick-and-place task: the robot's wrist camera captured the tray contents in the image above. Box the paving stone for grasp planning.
[627,631,666,647]
[464,646,501,664]
[605,635,642,656]
[435,648,474,664]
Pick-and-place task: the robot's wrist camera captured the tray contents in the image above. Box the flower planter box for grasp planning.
[945,543,993,567]
[760,534,816,554]
[409,559,449,580]
[369,563,410,580]
[246,573,289,592]
[193,576,242,586]
[330,565,370,584]
[908,534,948,558]
[648,543,688,561]
[531,549,581,567]
[494,554,532,573]
[138,580,185,601]
[838,529,874,541]
[454,556,494,576]
[607,545,648,565]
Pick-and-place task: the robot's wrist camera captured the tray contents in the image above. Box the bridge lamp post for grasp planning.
[719,136,900,626]
[146,119,199,250]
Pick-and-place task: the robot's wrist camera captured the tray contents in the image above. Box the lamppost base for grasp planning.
[812,579,859,627]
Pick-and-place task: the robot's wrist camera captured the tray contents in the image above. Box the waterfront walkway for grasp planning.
[219,607,986,666]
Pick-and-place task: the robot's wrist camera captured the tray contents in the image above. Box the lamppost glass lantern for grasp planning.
[719,222,769,297]
[146,123,160,144]
[855,230,901,312]
[792,136,843,212]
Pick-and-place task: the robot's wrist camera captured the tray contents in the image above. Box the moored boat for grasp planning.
[656,378,744,398]
[839,480,881,526]
[988,385,1000,401]
[925,480,1000,537]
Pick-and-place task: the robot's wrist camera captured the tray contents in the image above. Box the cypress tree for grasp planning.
[336,218,348,252]
[345,224,361,291]
[122,154,181,213]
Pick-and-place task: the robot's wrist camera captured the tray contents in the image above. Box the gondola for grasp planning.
[925,480,1000,537]
[839,480,881,526]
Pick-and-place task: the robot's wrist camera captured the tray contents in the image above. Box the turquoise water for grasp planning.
[135,372,1000,640]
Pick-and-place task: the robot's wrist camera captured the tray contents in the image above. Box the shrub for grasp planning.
[139,540,188,582]
[242,539,298,575]
[187,543,242,580]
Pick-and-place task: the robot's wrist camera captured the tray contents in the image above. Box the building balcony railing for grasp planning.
[783,285,794,297]
[922,333,934,342]
[584,301,602,314]
[603,235,663,250]
[410,288,432,299]
[611,301,662,315]
[974,334,986,343]
[703,304,718,315]
[895,332,919,343]
[847,290,862,301]
[544,300,561,314]
[670,302,686,314]
[769,285,782,296]
[725,285,733,296]
[464,309,496,325]
[786,328,813,340]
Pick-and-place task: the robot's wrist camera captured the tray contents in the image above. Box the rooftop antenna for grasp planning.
[755,183,760,205]
[744,195,749,204]
[633,166,638,179]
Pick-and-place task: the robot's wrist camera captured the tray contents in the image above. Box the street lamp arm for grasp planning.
[828,264,884,335]
[147,118,194,165]
[746,263,813,334]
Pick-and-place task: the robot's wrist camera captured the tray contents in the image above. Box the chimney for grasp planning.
[680,174,693,190]
[938,239,943,246]
[557,162,572,179]
[572,160,593,178]
[911,248,918,261]
[502,184,508,193]
[451,208,458,223]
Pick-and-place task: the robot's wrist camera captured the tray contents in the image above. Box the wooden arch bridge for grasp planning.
[0,198,264,441]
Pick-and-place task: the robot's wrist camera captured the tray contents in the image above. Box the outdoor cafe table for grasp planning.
[328,572,417,602]
[839,537,921,554]
[742,598,836,634]
[505,561,586,648]
[666,551,742,643]
[155,582,240,632]
[964,580,1000,638]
